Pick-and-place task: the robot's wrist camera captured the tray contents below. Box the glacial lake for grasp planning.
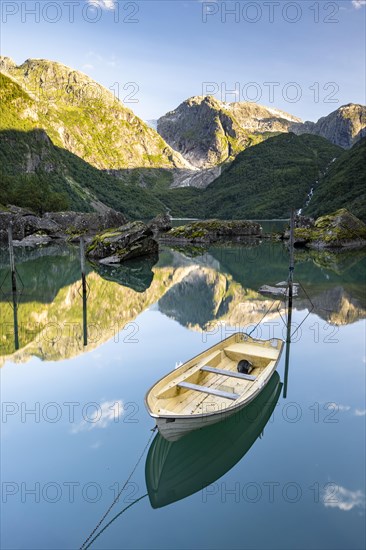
[0,239,365,550]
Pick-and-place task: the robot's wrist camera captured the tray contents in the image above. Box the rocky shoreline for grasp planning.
[0,206,127,247]
[1,206,365,265]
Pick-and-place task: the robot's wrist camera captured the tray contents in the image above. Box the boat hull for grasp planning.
[156,375,273,441]
[146,372,282,508]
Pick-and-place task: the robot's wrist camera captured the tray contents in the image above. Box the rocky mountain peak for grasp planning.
[291,103,366,148]
[157,95,306,168]
[191,95,222,107]
[0,56,17,72]
[157,95,260,169]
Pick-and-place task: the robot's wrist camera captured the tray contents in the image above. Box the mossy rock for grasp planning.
[86,220,158,262]
[293,209,366,249]
[163,219,262,243]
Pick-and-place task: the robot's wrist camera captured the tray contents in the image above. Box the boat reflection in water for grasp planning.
[145,371,282,509]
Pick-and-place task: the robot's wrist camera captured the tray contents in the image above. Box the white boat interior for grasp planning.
[146,336,283,418]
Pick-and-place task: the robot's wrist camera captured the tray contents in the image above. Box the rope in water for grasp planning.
[83,494,148,550]
[79,428,156,550]
[247,298,280,337]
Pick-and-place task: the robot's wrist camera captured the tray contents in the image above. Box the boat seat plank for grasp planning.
[178,381,240,400]
[224,343,279,360]
[200,365,256,381]
[155,350,223,400]
[163,356,259,414]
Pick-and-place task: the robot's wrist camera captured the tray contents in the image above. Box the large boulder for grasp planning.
[0,206,127,246]
[45,208,127,234]
[87,221,159,263]
[22,216,61,237]
[161,219,262,243]
[291,209,366,249]
[0,210,60,242]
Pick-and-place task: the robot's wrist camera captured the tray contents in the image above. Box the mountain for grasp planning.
[157,95,299,169]
[304,137,366,221]
[1,56,364,219]
[159,133,342,219]
[0,128,174,218]
[291,104,366,149]
[227,101,301,132]
[0,57,203,215]
[157,96,365,180]
[0,57,188,171]
[0,61,187,216]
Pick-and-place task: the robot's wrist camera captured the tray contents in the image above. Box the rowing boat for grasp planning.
[146,371,282,508]
[145,333,284,441]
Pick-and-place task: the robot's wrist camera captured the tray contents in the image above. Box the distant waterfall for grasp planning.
[298,157,337,215]
[298,185,315,215]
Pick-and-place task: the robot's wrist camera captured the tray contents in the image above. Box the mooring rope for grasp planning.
[83,495,148,550]
[247,298,280,337]
[79,428,156,550]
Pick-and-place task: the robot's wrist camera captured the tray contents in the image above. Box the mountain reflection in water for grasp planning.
[0,241,365,364]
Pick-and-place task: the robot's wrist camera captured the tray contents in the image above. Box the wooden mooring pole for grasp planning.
[283,208,295,399]
[8,224,19,350]
[80,237,88,347]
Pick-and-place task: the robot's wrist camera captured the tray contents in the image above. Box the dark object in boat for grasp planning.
[237,359,253,374]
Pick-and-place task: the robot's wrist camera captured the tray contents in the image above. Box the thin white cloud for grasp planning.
[86,51,103,63]
[329,405,366,416]
[82,64,95,71]
[85,51,120,69]
[320,403,351,413]
[352,0,366,8]
[337,404,351,412]
[323,485,365,512]
[86,0,116,10]
[71,400,124,433]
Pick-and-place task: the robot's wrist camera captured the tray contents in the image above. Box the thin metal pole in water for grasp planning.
[80,237,88,346]
[288,207,295,283]
[283,208,295,399]
[8,224,19,350]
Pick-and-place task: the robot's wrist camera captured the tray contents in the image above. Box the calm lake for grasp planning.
[0,238,365,550]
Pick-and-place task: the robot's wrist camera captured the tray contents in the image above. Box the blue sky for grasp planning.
[1,0,365,121]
